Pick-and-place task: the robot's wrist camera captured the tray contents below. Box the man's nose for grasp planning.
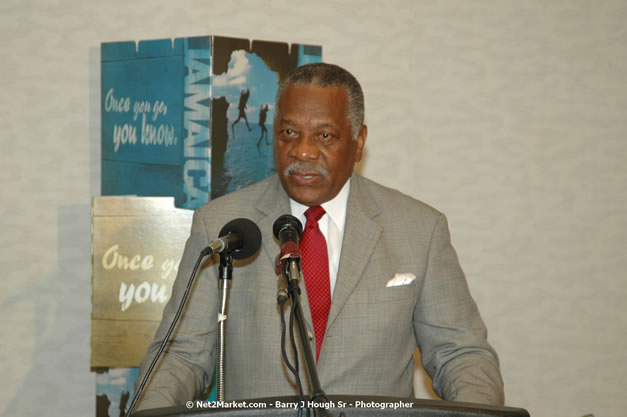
[290,133,319,161]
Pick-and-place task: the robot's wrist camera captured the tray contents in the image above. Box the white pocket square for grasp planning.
[386,273,416,287]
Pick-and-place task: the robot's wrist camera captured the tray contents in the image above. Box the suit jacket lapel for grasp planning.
[326,174,382,330]
[255,175,290,268]
[255,175,314,330]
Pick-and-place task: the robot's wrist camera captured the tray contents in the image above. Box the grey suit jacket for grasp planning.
[135,174,504,410]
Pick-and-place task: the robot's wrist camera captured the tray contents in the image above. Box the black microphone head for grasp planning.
[219,218,262,260]
[273,214,303,242]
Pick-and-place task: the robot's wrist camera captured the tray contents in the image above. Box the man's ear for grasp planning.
[354,125,367,162]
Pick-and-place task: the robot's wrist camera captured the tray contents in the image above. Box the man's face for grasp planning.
[274,84,366,207]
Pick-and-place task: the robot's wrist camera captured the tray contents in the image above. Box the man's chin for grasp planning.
[289,192,324,207]
[283,184,325,207]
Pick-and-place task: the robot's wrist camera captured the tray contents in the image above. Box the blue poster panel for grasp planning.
[101,36,322,209]
[101,36,211,210]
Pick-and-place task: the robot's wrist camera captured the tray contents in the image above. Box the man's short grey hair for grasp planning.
[275,63,365,140]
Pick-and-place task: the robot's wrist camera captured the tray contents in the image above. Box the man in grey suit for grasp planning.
[134,63,504,411]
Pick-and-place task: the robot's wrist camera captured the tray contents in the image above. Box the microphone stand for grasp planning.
[216,252,233,402]
[284,259,333,417]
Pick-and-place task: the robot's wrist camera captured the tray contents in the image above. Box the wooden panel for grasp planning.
[91,320,161,367]
[91,196,193,367]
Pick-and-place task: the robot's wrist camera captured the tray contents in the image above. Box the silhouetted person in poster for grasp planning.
[119,391,130,417]
[231,88,252,138]
[257,104,270,151]
[96,394,111,417]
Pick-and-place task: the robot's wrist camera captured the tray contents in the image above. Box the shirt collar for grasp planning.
[289,177,351,232]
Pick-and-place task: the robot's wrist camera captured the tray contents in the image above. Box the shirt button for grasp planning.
[307,331,313,340]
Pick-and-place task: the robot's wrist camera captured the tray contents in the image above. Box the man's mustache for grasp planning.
[283,162,329,178]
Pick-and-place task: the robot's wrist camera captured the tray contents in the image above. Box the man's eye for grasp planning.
[319,132,335,141]
[282,128,295,136]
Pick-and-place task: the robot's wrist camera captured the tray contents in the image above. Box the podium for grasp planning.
[132,396,530,417]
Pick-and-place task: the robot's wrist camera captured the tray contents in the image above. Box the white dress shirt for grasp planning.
[289,178,351,298]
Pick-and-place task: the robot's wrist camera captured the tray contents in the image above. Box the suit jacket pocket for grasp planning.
[348,280,416,304]
[369,282,414,303]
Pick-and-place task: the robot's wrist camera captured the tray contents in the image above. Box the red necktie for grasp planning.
[300,205,331,363]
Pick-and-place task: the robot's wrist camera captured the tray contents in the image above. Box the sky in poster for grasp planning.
[213,50,278,124]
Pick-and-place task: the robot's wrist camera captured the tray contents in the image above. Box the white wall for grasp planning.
[1,1,626,416]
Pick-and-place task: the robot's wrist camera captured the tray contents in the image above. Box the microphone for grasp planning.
[273,214,303,248]
[273,215,303,286]
[202,218,262,260]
